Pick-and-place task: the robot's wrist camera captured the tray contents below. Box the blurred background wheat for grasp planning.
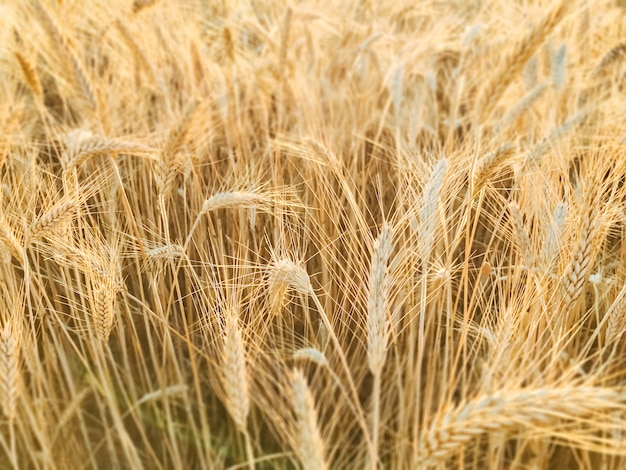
[1,0,626,468]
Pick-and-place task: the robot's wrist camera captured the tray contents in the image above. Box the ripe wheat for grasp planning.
[2,1,626,468]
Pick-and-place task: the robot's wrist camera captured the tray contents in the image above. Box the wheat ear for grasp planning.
[92,281,116,343]
[163,100,199,157]
[221,311,255,468]
[560,205,604,318]
[270,258,374,449]
[33,0,97,109]
[115,20,153,79]
[508,202,533,268]
[132,0,159,14]
[472,144,515,189]
[527,109,589,166]
[69,52,97,110]
[293,348,329,368]
[0,320,21,421]
[367,222,394,376]
[0,213,23,263]
[477,1,567,119]
[155,100,199,202]
[541,201,568,270]
[418,158,447,262]
[593,43,626,77]
[494,84,548,135]
[367,222,394,470]
[291,369,327,470]
[63,134,152,171]
[28,199,79,243]
[221,312,250,432]
[146,244,186,263]
[606,282,626,345]
[201,191,266,213]
[14,52,43,106]
[269,258,313,298]
[154,154,183,201]
[183,191,271,251]
[418,386,623,468]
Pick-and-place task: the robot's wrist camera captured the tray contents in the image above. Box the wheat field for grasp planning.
[1,0,626,468]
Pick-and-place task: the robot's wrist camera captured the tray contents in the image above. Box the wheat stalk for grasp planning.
[269,256,374,450]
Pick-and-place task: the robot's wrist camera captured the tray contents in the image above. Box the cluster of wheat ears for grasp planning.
[2,0,626,468]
